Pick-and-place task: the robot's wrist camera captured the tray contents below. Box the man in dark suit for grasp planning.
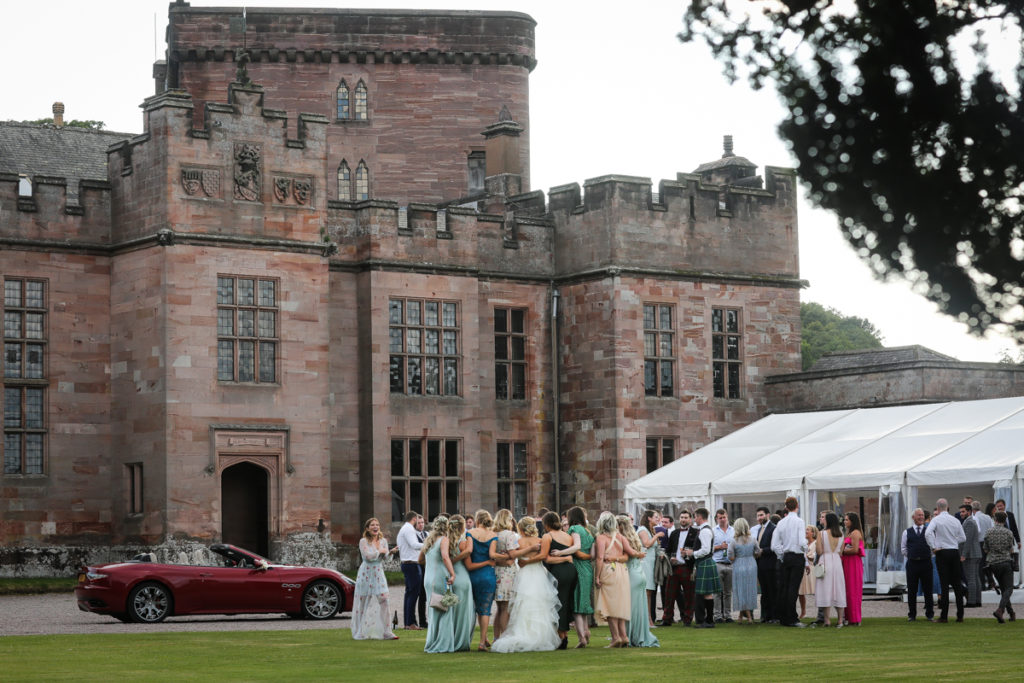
[751,506,777,623]
[902,507,934,621]
[661,509,698,625]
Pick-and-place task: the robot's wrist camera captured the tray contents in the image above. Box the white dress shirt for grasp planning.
[975,511,994,537]
[925,511,967,550]
[693,523,715,560]
[770,512,807,556]
[396,521,424,562]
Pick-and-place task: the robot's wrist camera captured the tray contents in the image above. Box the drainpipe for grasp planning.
[551,286,561,513]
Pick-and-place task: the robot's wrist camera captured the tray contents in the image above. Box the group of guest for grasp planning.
[905,497,1020,623]
[657,498,865,628]
[350,506,665,652]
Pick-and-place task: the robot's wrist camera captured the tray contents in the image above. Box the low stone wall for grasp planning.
[0,534,374,577]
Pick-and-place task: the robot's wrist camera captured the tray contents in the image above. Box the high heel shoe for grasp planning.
[557,637,568,650]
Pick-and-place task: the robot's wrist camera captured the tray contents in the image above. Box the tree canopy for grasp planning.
[800,302,884,370]
[679,1,1024,344]
[22,118,105,130]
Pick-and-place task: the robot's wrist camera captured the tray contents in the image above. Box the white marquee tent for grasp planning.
[625,396,1024,589]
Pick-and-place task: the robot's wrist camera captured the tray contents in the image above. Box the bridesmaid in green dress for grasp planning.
[617,515,659,648]
[447,515,476,651]
[420,516,457,653]
[552,506,595,648]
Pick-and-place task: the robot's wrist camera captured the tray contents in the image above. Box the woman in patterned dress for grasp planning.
[492,508,519,640]
[551,506,595,648]
[351,518,399,640]
[728,517,758,624]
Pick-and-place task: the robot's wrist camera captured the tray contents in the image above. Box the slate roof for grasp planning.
[809,345,957,372]
[0,121,130,199]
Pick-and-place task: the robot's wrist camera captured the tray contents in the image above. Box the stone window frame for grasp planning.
[216,275,280,385]
[336,80,350,120]
[354,80,369,121]
[494,307,527,400]
[643,302,675,397]
[390,437,461,523]
[3,277,46,476]
[468,151,486,195]
[126,462,143,515]
[388,297,460,397]
[337,160,351,201]
[711,306,743,399]
[496,441,529,518]
[354,160,370,200]
[645,436,675,474]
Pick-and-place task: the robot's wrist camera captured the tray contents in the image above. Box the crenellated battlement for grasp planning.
[0,172,113,247]
[316,163,798,284]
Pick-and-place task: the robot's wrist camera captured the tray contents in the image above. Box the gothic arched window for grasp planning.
[337,160,351,201]
[355,161,369,200]
[354,81,368,121]
[336,81,350,120]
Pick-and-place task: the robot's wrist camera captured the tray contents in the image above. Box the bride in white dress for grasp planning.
[491,516,562,653]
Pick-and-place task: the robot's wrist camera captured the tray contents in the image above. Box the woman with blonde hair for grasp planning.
[492,508,520,640]
[491,516,562,652]
[420,516,457,653]
[617,515,659,647]
[448,515,476,650]
[727,517,758,624]
[464,509,508,650]
[351,517,399,640]
[798,525,818,620]
[594,511,630,647]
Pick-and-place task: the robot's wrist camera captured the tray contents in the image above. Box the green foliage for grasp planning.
[800,302,884,370]
[22,118,106,130]
[679,2,1024,344]
[0,577,77,595]
[1,621,1021,681]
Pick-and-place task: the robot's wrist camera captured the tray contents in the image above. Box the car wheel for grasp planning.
[127,582,173,623]
[301,580,341,619]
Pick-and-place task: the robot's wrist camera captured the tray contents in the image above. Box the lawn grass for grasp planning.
[1,619,1021,681]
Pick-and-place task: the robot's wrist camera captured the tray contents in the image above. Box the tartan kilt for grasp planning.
[693,557,722,595]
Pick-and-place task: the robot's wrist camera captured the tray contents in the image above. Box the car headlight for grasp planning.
[86,571,108,581]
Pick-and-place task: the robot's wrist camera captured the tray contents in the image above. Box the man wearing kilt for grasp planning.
[684,508,721,628]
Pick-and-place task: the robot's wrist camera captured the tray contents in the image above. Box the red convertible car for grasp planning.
[75,544,355,623]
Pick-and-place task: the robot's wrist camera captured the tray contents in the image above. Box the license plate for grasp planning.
[78,573,85,583]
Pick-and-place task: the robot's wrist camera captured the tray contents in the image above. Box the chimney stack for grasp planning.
[722,134,734,158]
[52,102,65,127]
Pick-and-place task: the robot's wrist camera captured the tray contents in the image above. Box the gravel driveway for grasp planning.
[0,586,406,636]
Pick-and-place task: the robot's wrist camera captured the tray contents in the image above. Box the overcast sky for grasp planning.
[2,0,1018,362]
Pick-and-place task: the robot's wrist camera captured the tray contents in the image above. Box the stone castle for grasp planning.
[0,3,804,570]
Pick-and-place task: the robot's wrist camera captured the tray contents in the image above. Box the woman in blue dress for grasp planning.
[727,517,758,624]
[448,515,476,651]
[420,515,458,653]
[617,515,659,648]
[464,509,508,651]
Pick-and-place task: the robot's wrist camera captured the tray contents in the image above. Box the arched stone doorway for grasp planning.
[221,462,270,557]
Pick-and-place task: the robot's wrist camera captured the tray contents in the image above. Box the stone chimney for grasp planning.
[481,105,524,199]
[52,102,65,127]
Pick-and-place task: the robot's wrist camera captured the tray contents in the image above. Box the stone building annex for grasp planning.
[0,3,803,568]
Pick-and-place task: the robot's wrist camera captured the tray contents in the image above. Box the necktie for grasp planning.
[757,525,765,545]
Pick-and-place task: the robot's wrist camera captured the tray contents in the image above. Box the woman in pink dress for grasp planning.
[841,511,865,626]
